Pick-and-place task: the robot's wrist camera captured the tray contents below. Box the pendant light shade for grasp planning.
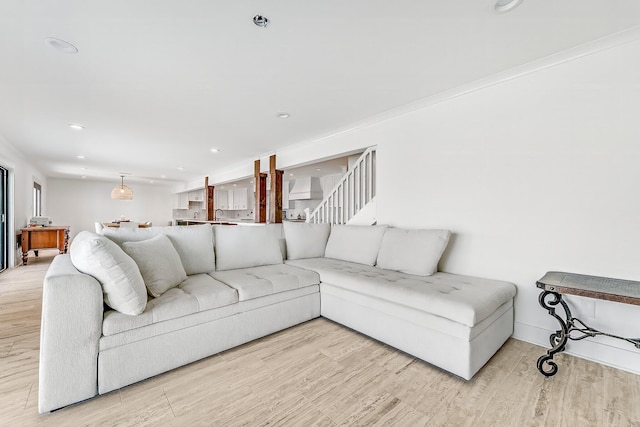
[111,176,134,200]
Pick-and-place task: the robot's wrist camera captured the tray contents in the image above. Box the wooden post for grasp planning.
[254,160,267,223]
[269,155,283,223]
[205,177,214,221]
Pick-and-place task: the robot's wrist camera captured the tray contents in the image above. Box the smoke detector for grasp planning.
[253,15,269,27]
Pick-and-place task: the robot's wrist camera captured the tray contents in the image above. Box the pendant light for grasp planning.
[111,175,134,200]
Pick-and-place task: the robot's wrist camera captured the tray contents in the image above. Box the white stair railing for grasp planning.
[307,147,376,224]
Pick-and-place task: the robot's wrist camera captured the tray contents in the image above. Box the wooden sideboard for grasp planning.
[21,226,70,265]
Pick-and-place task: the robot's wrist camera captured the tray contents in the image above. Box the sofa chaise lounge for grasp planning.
[38,222,516,413]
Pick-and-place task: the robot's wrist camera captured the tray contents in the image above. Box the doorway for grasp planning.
[0,166,8,272]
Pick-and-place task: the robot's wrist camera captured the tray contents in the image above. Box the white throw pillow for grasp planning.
[214,225,283,271]
[376,228,451,276]
[324,225,387,266]
[102,224,215,275]
[122,234,188,297]
[283,222,331,260]
[70,231,147,315]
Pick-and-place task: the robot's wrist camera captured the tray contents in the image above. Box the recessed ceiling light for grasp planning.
[494,0,523,13]
[316,168,321,171]
[210,148,220,153]
[161,175,167,178]
[276,112,290,119]
[253,15,269,28]
[68,123,84,130]
[233,184,237,187]
[76,155,85,159]
[177,167,184,171]
[149,180,154,184]
[289,173,294,176]
[44,37,79,53]
[81,175,87,179]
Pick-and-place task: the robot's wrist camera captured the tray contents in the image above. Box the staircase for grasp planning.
[307,147,377,225]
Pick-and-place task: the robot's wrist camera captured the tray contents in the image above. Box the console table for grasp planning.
[536,271,640,377]
[21,226,70,265]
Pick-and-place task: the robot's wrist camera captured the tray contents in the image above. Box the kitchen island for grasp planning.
[173,219,236,226]
[172,219,261,226]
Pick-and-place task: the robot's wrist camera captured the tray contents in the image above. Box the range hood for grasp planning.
[288,177,323,200]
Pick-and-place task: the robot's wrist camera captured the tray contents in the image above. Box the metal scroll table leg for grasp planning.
[537,290,572,377]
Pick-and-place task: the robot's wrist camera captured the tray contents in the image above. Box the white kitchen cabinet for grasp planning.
[173,192,189,209]
[282,180,290,209]
[227,190,235,210]
[214,188,252,210]
[232,188,249,210]
[188,189,205,202]
[214,189,229,210]
[229,188,255,211]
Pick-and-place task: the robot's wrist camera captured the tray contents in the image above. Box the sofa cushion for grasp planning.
[70,231,147,316]
[324,225,387,266]
[122,234,188,297]
[283,222,331,260]
[102,224,215,275]
[102,274,239,336]
[210,264,320,301]
[213,225,283,271]
[286,257,516,327]
[376,228,451,276]
[100,285,318,348]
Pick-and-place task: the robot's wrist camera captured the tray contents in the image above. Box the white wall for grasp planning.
[261,37,640,372]
[373,38,640,373]
[0,136,48,267]
[47,178,174,240]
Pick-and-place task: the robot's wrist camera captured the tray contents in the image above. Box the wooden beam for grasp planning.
[254,160,267,223]
[269,155,283,223]
[205,177,214,221]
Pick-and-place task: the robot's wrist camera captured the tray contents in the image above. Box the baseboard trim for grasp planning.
[513,321,640,376]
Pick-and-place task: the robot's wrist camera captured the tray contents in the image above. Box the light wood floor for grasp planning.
[2,254,640,426]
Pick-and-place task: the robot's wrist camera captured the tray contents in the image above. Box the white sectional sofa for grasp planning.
[38,222,516,413]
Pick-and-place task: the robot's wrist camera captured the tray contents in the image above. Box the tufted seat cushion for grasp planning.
[210,264,320,301]
[286,258,516,327]
[102,274,238,336]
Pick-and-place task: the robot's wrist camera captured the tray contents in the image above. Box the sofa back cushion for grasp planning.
[283,222,331,260]
[214,225,283,271]
[102,224,215,275]
[70,231,147,315]
[122,234,188,297]
[376,228,451,276]
[324,225,387,266]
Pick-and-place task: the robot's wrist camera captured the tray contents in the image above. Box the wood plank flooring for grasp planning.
[2,253,640,426]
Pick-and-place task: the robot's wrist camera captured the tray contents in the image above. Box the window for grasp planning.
[1,167,8,272]
[33,182,41,217]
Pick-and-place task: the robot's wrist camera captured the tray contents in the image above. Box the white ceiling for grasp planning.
[1,1,639,185]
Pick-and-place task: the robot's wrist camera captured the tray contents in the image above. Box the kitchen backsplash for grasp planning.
[172,208,206,219]
[172,208,254,220]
